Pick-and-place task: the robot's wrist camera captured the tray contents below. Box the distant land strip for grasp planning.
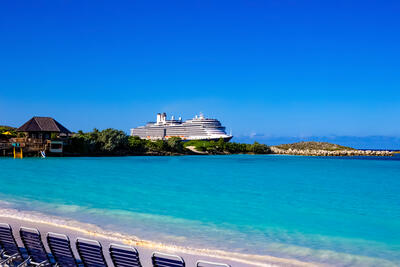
[0,126,394,157]
[271,142,393,157]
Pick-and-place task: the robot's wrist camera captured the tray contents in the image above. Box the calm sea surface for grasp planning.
[1,155,400,266]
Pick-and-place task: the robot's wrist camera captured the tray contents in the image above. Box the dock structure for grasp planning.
[0,142,12,156]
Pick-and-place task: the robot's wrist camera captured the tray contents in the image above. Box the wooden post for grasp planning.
[13,146,23,158]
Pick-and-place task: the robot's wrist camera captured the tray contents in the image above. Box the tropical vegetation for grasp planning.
[184,139,271,154]
[274,141,355,151]
[0,126,17,137]
[65,128,271,155]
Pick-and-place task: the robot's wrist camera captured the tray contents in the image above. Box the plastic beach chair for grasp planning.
[196,260,231,267]
[109,243,142,267]
[151,252,185,267]
[76,238,108,267]
[47,232,79,267]
[0,223,29,266]
[19,227,52,266]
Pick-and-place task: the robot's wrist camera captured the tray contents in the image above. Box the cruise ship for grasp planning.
[130,113,233,141]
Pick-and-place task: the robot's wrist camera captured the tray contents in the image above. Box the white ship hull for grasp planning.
[131,113,233,141]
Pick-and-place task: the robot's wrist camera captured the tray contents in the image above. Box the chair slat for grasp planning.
[152,252,185,267]
[0,223,21,258]
[47,232,79,267]
[19,227,50,265]
[196,260,231,267]
[109,243,142,267]
[76,238,108,267]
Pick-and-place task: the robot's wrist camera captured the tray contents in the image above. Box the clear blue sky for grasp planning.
[1,1,399,147]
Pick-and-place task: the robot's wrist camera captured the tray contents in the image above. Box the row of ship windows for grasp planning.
[133,131,225,134]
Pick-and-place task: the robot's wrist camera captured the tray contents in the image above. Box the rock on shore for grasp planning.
[271,142,393,156]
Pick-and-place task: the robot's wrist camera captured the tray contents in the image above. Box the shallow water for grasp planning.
[0,155,400,266]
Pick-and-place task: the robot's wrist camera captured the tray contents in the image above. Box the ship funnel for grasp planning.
[171,115,174,120]
[156,113,161,124]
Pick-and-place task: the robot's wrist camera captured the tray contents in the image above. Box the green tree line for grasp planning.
[65,129,184,155]
[65,128,271,155]
[184,139,271,154]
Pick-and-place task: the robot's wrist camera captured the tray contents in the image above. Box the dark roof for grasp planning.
[17,117,71,134]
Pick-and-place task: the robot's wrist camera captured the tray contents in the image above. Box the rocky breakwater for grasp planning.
[271,142,393,156]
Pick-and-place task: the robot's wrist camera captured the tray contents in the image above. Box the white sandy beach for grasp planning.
[0,211,318,267]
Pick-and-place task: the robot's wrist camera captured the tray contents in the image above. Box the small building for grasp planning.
[18,117,71,140]
[16,117,72,154]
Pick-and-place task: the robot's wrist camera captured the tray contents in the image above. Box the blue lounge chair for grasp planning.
[196,260,231,267]
[109,243,142,267]
[0,223,29,266]
[47,232,79,267]
[151,252,185,267]
[19,227,52,266]
[76,238,108,267]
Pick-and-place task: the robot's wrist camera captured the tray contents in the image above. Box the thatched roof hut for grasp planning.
[17,117,71,140]
[18,117,71,134]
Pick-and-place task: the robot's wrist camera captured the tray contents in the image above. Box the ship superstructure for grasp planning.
[130,113,233,141]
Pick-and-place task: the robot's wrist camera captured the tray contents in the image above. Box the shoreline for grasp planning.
[0,208,318,267]
[0,151,396,158]
[270,147,393,157]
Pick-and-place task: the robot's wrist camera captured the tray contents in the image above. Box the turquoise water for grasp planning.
[1,155,400,266]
